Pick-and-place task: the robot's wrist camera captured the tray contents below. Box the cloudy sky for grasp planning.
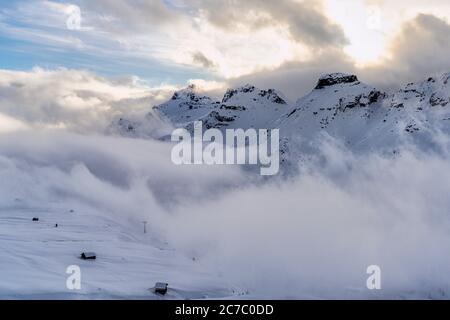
[2,0,450,104]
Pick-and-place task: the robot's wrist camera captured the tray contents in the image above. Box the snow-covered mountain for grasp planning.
[111,72,450,160]
[275,72,450,161]
[276,73,387,153]
[279,73,445,139]
[384,73,450,151]
[189,84,290,131]
[113,83,290,133]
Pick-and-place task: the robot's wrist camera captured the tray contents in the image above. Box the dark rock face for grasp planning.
[392,103,405,109]
[222,89,238,103]
[241,85,255,93]
[368,90,384,104]
[315,73,359,89]
[185,110,236,131]
[172,91,201,102]
[170,85,211,104]
[211,111,235,123]
[259,89,287,104]
[222,85,287,106]
[117,118,136,133]
[430,93,449,107]
[220,105,246,111]
[222,84,256,103]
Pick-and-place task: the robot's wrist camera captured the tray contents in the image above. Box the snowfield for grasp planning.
[0,205,236,299]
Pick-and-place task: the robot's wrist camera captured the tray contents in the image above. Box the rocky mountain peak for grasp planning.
[222,84,256,103]
[222,84,287,105]
[170,84,211,103]
[315,73,359,89]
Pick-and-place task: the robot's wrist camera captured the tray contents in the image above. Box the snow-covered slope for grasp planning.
[383,73,450,151]
[273,72,450,161]
[277,73,386,149]
[0,204,236,299]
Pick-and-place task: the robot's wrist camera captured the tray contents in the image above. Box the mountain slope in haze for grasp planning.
[108,84,217,139]
[108,111,173,139]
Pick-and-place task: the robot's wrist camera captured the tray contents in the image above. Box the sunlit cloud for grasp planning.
[0,67,180,131]
[2,0,450,93]
[323,0,450,67]
[323,0,390,66]
[0,113,29,133]
[169,18,309,78]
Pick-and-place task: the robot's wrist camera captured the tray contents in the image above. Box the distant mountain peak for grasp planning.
[222,84,287,105]
[170,84,211,102]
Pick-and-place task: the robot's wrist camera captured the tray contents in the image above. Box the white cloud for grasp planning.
[0,68,178,132]
[0,113,29,133]
[1,128,450,298]
[163,141,450,298]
